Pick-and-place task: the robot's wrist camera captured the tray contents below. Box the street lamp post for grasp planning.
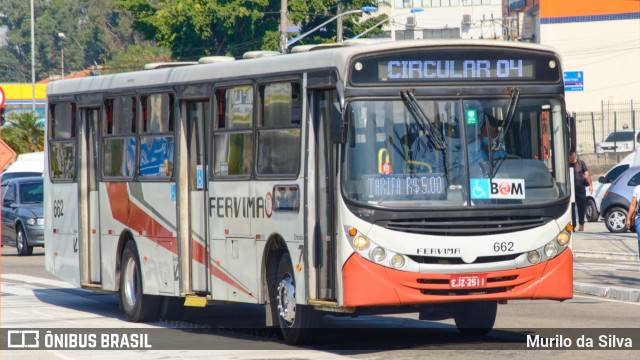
[58,32,65,79]
[285,6,377,51]
[351,7,424,40]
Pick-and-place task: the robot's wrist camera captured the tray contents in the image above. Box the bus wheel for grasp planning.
[120,241,160,322]
[453,300,497,335]
[276,253,318,345]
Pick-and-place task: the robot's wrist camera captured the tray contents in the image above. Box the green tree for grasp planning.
[0,112,44,154]
[101,43,173,74]
[0,0,150,81]
[115,0,386,58]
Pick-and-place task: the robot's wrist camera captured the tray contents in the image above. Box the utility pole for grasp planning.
[280,0,288,53]
[336,0,343,42]
[30,0,35,111]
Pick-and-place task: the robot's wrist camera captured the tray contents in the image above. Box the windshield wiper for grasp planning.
[492,87,520,154]
[400,90,452,185]
[400,90,447,150]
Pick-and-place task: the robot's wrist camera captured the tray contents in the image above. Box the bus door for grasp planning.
[79,107,101,285]
[185,100,210,293]
[309,90,337,300]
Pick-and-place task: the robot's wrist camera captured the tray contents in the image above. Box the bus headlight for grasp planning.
[556,231,570,246]
[371,247,386,262]
[544,243,558,257]
[353,236,370,251]
[527,250,541,264]
[391,254,405,268]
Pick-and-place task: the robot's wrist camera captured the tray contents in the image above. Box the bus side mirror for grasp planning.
[330,102,347,144]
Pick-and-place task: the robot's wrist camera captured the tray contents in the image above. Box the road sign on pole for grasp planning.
[0,139,16,173]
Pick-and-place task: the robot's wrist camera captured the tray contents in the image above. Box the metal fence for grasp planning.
[573,100,640,154]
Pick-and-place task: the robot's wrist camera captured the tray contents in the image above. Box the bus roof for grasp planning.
[46,40,561,97]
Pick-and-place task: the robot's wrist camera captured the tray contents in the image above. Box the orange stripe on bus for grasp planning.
[105,182,254,298]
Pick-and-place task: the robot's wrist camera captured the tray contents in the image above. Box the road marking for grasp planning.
[0,282,39,296]
[574,294,640,305]
[2,274,75,288]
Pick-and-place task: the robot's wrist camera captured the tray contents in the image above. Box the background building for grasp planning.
[375,1,504,41]
[511,0,640,112]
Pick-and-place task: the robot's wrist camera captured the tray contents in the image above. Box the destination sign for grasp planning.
[350,48,561,84]
[364,173,446,200]
[384,59,533,81]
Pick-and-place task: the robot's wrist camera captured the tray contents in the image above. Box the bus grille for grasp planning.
[407,253,521,265]
[379,216,550,236]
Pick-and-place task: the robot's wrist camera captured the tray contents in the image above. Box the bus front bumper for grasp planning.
[342,248,573,307]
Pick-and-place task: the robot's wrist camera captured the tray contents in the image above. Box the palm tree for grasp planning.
[0,111,45,154]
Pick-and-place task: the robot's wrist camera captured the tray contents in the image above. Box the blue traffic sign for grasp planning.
[564,71,584,91]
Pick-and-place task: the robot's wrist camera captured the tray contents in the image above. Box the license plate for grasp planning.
[449,274,487,289]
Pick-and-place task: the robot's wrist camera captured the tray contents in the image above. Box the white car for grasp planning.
[0,151,44,185]
[585,151,636,221]
[595,130,640,154]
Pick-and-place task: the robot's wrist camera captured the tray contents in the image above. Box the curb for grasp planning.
[574,282,640,302]
[573,250,637,261]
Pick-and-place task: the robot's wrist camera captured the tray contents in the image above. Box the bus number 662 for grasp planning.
[493,241,514,253]
[53,200,64,217]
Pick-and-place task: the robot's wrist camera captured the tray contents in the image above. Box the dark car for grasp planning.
[599,166,640,233]
[1,177,44,255]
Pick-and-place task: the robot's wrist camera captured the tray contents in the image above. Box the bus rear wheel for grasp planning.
[120,241,161,322]
[453,300,497,335]
[275,253,318,345]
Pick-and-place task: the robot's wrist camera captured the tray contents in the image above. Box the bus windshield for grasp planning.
[342,97,568,208]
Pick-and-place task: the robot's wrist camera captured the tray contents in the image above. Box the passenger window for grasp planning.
[103,96,137,178]
[257,82,301,176]
[139,94,175,178]
[48,102,77,181]
[213,86,254,177]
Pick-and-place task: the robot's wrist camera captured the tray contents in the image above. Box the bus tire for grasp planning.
[120,241,161,322]
[276,253,318,345]
[453,300,497,335]
[16,224,33,256]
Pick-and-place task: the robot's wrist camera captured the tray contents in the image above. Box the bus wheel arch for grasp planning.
[117,232,161,322]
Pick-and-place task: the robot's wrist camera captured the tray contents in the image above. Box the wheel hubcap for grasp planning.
[609,212,626,230]
[277,273,296,325]
[123,257,137,308]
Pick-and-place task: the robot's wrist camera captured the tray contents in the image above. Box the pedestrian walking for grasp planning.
[625,187,640,259]
[569,151,593,231]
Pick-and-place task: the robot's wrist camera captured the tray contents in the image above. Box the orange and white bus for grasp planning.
[45,39,573,344]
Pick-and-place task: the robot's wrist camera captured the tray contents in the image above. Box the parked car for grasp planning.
[599,166,640,233]
[585,151,636,222]
[595,130,640,154]
[1,177,44,255]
